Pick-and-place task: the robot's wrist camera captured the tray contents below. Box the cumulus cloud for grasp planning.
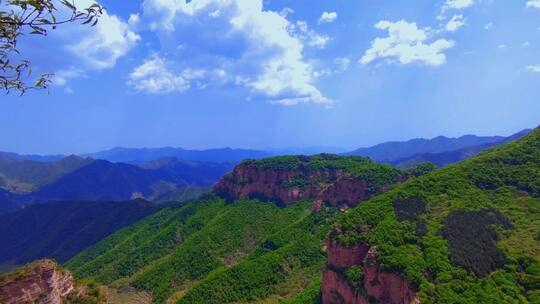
[133,0,329,105]
[128,55,190,93]
[34,0,140,87]
[525,64,540,72]
[67,0,140,69]
[527,0,540,8]
[484,22,493,30]
[318,11,337,24]
[445,14,465,32]
[360,20,455,66]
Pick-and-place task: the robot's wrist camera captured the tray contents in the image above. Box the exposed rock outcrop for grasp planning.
[322,241,419,304]
[213,155,402,207]
[0,260,103,304]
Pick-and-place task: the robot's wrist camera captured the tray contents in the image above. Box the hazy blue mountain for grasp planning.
[0,151,65,162]
[346,133,510,162]
[85,147,270,164]
[140,157,234,185]
[265,146,348,155]
[27,158,229,203]
[0,188,22,215]
[0,155,94,193]
[0,199,158,265]
[392,129,531,168]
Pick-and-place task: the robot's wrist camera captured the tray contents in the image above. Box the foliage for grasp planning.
[440,209,512,277]
[393,196,427,221]
[0,199,158,265]
[0,0,102,94]
[242,153,402,195]
[344,265,364,292]
[405,162,438,177]
[177,206,337,303]
[331,127,540,303]
[67,196,337,303]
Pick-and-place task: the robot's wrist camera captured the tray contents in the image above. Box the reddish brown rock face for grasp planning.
[326,240,370,269]
[0,260,74,304]
[322,242,419,304]
[213,163,382,207]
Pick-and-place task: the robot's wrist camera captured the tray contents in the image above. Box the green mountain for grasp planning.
[64,128,540,304]
[328,127,540,303]
[0,199,158,268]
[66,194,337,304]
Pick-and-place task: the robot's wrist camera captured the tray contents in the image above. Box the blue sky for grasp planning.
[1,0,540,154]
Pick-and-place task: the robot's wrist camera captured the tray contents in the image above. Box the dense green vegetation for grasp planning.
[0,199,158,265]
[332,128,540,303]
[242,153,402,193]
[67,195,337,303]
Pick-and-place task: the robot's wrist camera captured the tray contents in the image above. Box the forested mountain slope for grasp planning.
[66,128,540,304]
[325,127,540,303]
[0,199,158,267]
[66,195,336,303]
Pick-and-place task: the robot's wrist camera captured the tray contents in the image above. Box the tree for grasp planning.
[0,0,103,94]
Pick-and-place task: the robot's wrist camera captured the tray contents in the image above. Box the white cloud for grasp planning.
[318,11,337,24]
[208,9,220,18]
[445,14,465,32]
[54,68,86,86]
[524,41,531,47]
[526,0,540,8]
[128,54,190,93]
[498,44,507,49]
[314,57,350,78]
[439,0,474,19]
[128,13,140,26]
[526,65,540,72]
[67,0,140,70]
[279,8,294,17]
[136,0,329,105]
[291,21,330,49]
[442,0,474,11]
[22,1,140,87]
[484,22,493,30]
[360,20,455,66]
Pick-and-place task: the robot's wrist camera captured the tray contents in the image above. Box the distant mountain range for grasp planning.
[84,147,270,164]
[0,154,94,193]
[0,155,232,214]
[390,129,531,168]
[0,129,531,214]
[346,129,531,167]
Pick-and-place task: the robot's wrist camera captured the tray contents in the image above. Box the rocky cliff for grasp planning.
[322,241,419,304]
[213,154,402,208]
[0,260,104,304]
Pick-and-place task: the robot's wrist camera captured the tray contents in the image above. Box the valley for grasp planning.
[0,128,538,304]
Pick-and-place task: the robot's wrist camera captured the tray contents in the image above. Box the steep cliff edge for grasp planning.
[213,154,403,207]
[322,241,419,304]
[0,260,104,304]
